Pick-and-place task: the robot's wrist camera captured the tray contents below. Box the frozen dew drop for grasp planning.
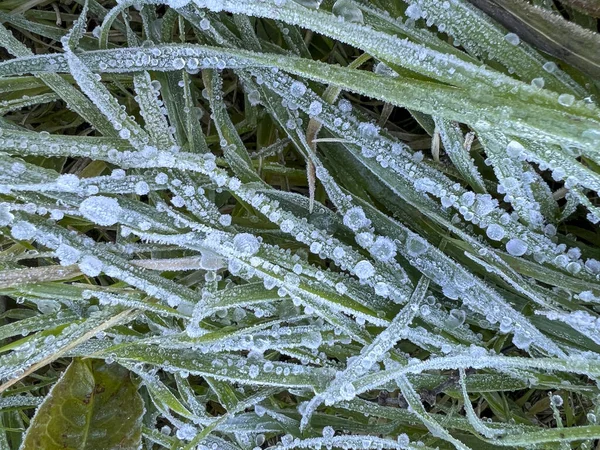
[172,58,186,70]
[397,433,410,447]
[308,100,323,116]
[280,219,295,233]
[405,4,423,20]
[558,93,575,107]
[332,0,364,24]
[119,128,131,139]
[531,77,544,89]
[339,382,356,400]
[504,33,520,45]
[354,260,375,280]
[543,61,557,73]
[233,233,260,256]
[486,224,505,241]
[551,394,563,407]
[322,425,335,439]
[175,423,197,441]
[78,255,103,277]
[446,309,466,328]
[11,221,36,240]
[255,404,266,416]
[370,236,397,262]
[218,214,232,226]
[506,238,528,256]
[338,99,352,113]
[506,140,524,158]
[56,174,80,190]
[79,196,123,226]
[512,330,533,350]
[406,235,428,257]
[135,181,150,196]
[247,90,261,106]
[343,206,370,231]
[56,244,81,266]
[155,173,168,184]
[248,364,259,378]
[290,81,307,97]
[199,18,210,30]
[0,205,15,226]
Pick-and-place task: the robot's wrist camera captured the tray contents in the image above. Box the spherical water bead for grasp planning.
[558,93,575,107]
[290,81,307,97]
[550,394,563,407]
[134,181,150,196]
[79,196,122,226]
[506,140,524,158]
[0,205,14,226]
[587,412,597,424]
[370,236,397,262]
[292,0,321,8]
[308,100,322,116]
[332,0,364,24]
[233,233,260,256]
[343,206,370,231]
[354,260,375,280]
[504,33,520,45]
[405,4,423,19]
[322,426,335,439]
[119,128,131,139]
[505,238,528,256]
[55,244,81,266]
[406,235,428,257]
[78,255,103,277]
[486,224,505,241]
[446,309,466,328]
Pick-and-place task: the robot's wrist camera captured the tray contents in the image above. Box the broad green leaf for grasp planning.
[21,359,143,450]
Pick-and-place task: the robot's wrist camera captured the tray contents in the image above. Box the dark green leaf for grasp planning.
[21,359,143,450]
